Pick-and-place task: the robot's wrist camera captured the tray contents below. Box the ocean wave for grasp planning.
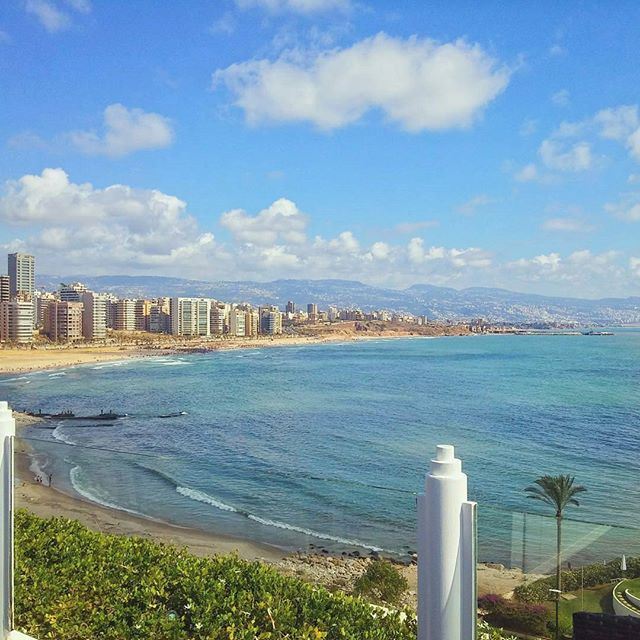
[176,482,382,551]
[70,466,142,516]
[0,376,29,384]
[52,425,76,446]
[48,372,67,377]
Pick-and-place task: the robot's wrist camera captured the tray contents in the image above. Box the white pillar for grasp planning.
[0,402,14,639]
[418,445,477,640]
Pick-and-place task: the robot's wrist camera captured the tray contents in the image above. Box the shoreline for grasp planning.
[14,413,537,599]
[0,327,470,375]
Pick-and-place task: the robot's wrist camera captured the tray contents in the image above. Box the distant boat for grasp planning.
[158,411,188,418]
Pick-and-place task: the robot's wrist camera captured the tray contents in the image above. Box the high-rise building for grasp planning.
[35,291,56,327]
[307,303,318,323]
[8,253,35,298]
[229,308,246,336]
[0,299,34,343]
[114,299,136,331]
[286,301,295,314]
[43,301,83,342]
[134,299,152,331]
[170,298,211,336]
[0,275,9,303]
[149,298,171,333]
[210,303,227,335]
[59,282,87,302]
[260,306,283,335]
[245,309,259,337]
[81,291,107,340]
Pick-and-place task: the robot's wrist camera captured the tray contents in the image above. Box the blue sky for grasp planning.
[1,0,640,297]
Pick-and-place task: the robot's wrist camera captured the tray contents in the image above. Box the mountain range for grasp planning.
[36,275,640,325]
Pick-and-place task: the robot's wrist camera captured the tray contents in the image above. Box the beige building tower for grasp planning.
[81,291,107,340]
[8,253,35,298]
[43,301,84,342]
[0,299,34,343]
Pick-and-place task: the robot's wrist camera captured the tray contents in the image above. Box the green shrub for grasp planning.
[478,594,548,636]
[353,560,408,606]
[514,556,640,603]
[14,510,415,639]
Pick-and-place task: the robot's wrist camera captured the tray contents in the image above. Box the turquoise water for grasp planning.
[3,332,640,569]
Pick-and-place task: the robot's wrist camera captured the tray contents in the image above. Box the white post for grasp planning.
[417,445,477,640]
[0,402,14,639]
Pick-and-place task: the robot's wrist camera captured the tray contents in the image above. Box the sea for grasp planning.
[3,331,640,572]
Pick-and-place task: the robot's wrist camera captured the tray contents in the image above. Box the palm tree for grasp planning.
[525,475,586,638]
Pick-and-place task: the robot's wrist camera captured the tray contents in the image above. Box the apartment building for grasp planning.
[43,301,83,342]
[114,299,136,331]
[170,298,211,336]
[210,303,227,335]
[0,299,34,343]
[0,275,9,303]
[229,308,246,336]
[149,298,171,333]
[245,309,259,337]
[59,282,87,302]
[260,306,283,335]
[134,299,152,332]
[8,253,35,298]
[81,291,107,340]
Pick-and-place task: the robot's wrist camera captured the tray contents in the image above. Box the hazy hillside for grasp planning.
[37,275,640,325]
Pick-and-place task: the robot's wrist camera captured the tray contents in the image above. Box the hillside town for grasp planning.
[0,253,443,345]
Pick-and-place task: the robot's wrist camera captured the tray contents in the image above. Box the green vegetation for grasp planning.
[556,583,614,630]
[515,556,640,603]
[352,560,408,606]
[621,577,640,598]
[14,510,519,639]
[15,510,415,639]
[478,594,548,636]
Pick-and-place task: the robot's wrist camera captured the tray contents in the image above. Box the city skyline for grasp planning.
[3,2,640,298]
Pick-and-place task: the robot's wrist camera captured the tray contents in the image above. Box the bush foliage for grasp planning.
[478,594,548,636]
[15,511,518,639]
[353,560,409,606]
[514,556,640,603]
[15,511,415,639]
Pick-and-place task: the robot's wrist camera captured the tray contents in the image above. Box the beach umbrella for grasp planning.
[621,555,627,571]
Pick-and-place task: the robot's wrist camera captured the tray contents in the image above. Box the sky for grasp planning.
[1,0,640,298]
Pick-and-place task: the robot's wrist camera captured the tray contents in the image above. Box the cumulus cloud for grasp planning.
[539,139,593,172]
[68,104,174,157]
[0,168,218,273]
[235,0,350,13]
[604,195,640,222]
[213,33,510,132]
[25,0,70,32]
[2,169,638,296]
[24,0,90,32]
[514,163,538,182]
[220,198,308,245]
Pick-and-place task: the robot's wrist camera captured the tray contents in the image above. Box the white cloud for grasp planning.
[25,0,70,32]
[519,118,537,136]
[235,0,350,13]
[68,104,174,157]
[220,198,308,245]
[2,169,638,296]
[213,33,510,132]
[551,89,570,107]
[542,217,594,232]
[0,168,219,274]
[514,163,538,182]
[456,194,494,216]
[209,13,236,35]
[549,44,565,57]
[594,105,638,140]
[539,139,593,172]
[604,195,640,222]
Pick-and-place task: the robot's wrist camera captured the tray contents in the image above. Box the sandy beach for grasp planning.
[0,322,471,375]
[13,409,536,602]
